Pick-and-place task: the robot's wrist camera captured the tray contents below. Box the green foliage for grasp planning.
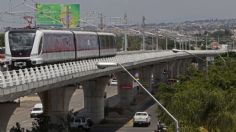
[155,52,236,131]
[127,36,141,50]
[9,110,87,132]
[116,36,123,50]
[10,122,30,132]
[31,115,67,132]
[116,35,141,51]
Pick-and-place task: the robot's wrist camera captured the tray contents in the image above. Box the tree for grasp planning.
[155,52,236,131]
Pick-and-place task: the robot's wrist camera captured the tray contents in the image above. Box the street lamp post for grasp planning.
[96,62,179,132]
[166,36,168,50]
[172,49,208,79]
[156,35,159,50]
[172,49,228,80]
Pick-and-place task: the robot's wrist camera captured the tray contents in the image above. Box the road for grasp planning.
[7,85,158,132]
[90,104,158,132]
[7,85,118,131]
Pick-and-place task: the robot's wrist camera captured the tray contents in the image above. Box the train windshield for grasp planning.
[9,31,35,57]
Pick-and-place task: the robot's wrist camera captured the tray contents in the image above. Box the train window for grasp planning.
[9,31,35,57]
[43,33,74,53]
[109,36,114,48]
[9,32,35,48]
[77,34,94,50]
[106,36,110,49]
[89,35,98,49]
[0,47,4,54]
[38,37,43,55]
[109,36,113,48]
[111,36,115,48]
[100,35,106,49]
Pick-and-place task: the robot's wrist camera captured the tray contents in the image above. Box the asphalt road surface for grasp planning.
[7,85,118,131]
[90,104,158,132]
[7,85,158,132]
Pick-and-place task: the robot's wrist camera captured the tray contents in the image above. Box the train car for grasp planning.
[74,31,99,59]
[4,29,116,69]
[97,32,116,57]
[39,30,76,64]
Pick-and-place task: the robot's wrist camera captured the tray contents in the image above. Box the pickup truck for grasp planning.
[133,112,151,127]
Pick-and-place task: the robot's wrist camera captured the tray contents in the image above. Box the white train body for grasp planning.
[5,29,116,68]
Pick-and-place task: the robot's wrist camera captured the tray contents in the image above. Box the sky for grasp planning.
[1,0,236,28]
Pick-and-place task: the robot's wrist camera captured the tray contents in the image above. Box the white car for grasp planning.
[133,112,151,127]
[110,79,118,85]
[30,103,43,118]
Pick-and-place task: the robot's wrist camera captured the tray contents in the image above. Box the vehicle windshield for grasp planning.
[32,108,42,111]
[136,113,147,116]
[9,31,35,57]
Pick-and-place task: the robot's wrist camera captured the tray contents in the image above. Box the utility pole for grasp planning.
[165,36,168,50]
[195,36,198,49]
[142,16,145,50]
[233,39,235,50]
[180,39,182,50]
[152,36,154,50]
[99,13,104,30]
[206,33,208,50]
[174,39,176,49]
[156,35,159,50]
[124,13,128,51]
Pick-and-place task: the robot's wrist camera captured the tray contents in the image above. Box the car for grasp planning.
[133,112,151,127]
[110,79,118,85]
[69,116,93,131]
[30,103,43,118]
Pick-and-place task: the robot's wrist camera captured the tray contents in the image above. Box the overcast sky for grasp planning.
[1,0,236,28]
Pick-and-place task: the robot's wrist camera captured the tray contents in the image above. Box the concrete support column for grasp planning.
[197,57,207,71]
[168,61,177,79]
[179,59,193,75]
[82,76,109,123]
[178,60,186,75]
[0,102,19,132]
[152,65,163,84]
[161,63,168,82]
[38,86,76,131]
[139,66,153,91]
[176,60,184,77]
[173,61,180,78]
[116,71,134,107]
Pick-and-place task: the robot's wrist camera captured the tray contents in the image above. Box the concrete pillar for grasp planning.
[82,76,109,123]
[173,61,179,78]
[178,59,193,76]
[168,61,177,79]
[0,102,19,132]
[177,60,186,76]
[197,57,207,71]
[176,60,183,77]
[38,86,76,131]
[116,71,134,107]
[160,63,169,83]
[139,66,153,91]
[152,65,163,85]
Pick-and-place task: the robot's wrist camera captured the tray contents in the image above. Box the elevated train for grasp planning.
[4,29,116,68]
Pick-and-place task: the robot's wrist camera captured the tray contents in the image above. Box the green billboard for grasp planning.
[35,4,80,28]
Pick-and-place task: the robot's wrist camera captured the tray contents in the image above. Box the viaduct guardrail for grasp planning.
[0,50,227,102]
